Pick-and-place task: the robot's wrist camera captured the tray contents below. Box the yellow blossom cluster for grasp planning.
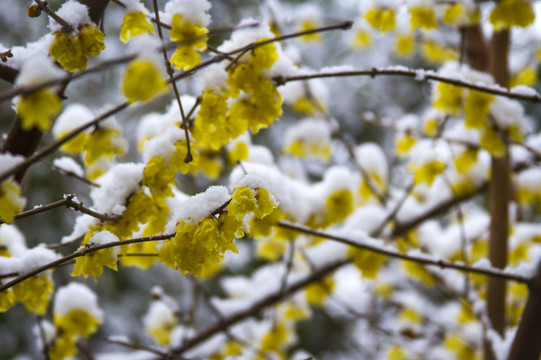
[49,24,105,72]
[120,11,155,43]
[17,90,62,132]
[169,14,209,70]
[0,180,26,224]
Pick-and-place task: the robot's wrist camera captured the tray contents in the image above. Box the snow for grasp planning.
[319,64,356,74]
[143,300,176,331]
[0,153,24,173]
[122,0,148,13]
[487,327,517,360]
[137,97,195,149]
[53,282,103,319]
[510,85,538,96]
[142,126,185,163]
[4,34,54,70]
[53,157,84,177]
[0,256,22,276]
[490,97,524,129]
[19,246,60,272]
[90,163,146,215]
[127,35,163,68]
[355,142,388,181]
[49,0,93,33]
[163,0,211,26]
[15,57,65,87]
[0,224,27,257]
[284,118,331,146]
[198,63,229,91]
[52,103,94,138]
[219,18,274,54]
[62,214,99,243]
[89,230,119,246]
[170,186,230,226]
[233,172,274,194]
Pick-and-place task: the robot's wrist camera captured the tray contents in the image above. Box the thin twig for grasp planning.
[0,232,175,293]
[276,221,530,283]
[3,194,120,225]
[34,0,73,32]
[104,337,175,358]
[0,103,129,183]
[273,68,541,103]
[152,0,192,163]
[50,162,100,187]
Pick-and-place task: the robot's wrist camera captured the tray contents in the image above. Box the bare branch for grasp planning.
[276,221,530,283]
[273,68,541,103]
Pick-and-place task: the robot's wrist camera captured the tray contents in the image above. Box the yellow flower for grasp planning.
[364,8,396,33]
[433,83,463,116]
[192,88,239,151]
[229,186,276,221]
[349,247,386,278]
[0,180,26,224]
[12,274,53,315]
[261,321,293,354]
[284,139,331,161]
[444,333,480,360]
[443,4,462,25]
[410,6,438,30]
[227,41,283,134]
[395,133,416,156]
[511,65,537,87]
[48,334,78,360]
[480,127,506,157]
[158,216,239,276]
[490,0,535,30]
[454,148,478,173]
[395,34,415,57]
[50,32,86,72]
[0,289,15,312]
[305,277,334,305]
[79,24,106,57]
[299,19,322,42]
[464,90,494,129]
[54,309,102,338]
[72,234,119,282]
[386,345,408,360]
[122,59,168,103]
[227,141,249,163]
[49,25,105,72]
[120,11,155,43]
[352,29,372,49]
[169,14,208,70]
[17,90,62,131]
[403,262,437,286]
[84,127,127,166]
[324,189,354,224]
[411,160,446,186]
[421,40,458,64]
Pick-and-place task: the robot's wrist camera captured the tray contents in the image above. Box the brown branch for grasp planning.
[152,0,192,163]
[171,259,347,355]
[0,194,119,224]
[273,68,541,103]
[34,0,73,32]
[276,221,530,283]
[0,103,129,183]
[50,162,100,187]
[0,232,174,293]
[0,63,18,84]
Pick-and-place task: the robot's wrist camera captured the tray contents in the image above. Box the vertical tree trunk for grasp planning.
[508,262,541,360]
[485,30,510,360]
